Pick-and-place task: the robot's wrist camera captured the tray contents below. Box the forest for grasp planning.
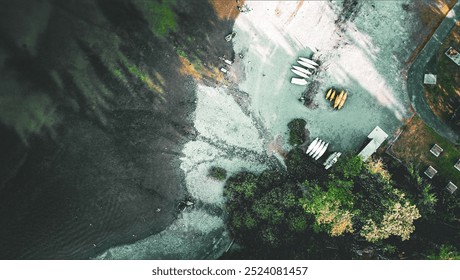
[222,119,460,259]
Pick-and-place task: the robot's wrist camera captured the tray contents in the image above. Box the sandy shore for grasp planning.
[233,0,414,152]
[98,0,423,259]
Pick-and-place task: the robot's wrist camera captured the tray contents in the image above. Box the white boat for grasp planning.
[324,152,342,170]
[291,68,309,78]
[297,60,316,70]
[225,31,237,42]
[292,65,312,75]
[309,140,323,156]
[314,143,329,160]
[291,77,308,86]
[311,141,325,158]
[306,138,318,154]
[299,57,319,67]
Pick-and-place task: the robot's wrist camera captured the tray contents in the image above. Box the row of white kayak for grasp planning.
[305,137,328,160]
[290,57,319,86]
[306,138,342,169]
[290,56,341,168]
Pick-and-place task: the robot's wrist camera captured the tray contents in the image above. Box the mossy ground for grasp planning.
[424,23,460,133]
[389,115,460,188]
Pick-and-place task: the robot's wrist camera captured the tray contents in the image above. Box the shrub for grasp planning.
[287,119,307,145]
[208,166,227,181]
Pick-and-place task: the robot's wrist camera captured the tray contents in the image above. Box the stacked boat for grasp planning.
[290,56,319,86]
[305,137,329,160]
[325,88,348,110]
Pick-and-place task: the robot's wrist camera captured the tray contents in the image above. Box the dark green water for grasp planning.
[0,0,235,259]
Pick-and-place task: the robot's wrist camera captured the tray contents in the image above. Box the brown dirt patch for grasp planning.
[389,115,460,186]
[179,56,224,83]
[209,0,244,20]
[390,116,432,165]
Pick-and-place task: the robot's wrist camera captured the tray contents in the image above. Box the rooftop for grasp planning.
[358,126,388,161]
[445,47,460,66]
[430,144,444,157]
[424,165,438,179]
[424,74,437,85]
[455,159,460,172]
[446,181,457,194]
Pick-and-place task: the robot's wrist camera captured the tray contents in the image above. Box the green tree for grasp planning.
[366,157,391,182]
[417,183,438,218]
[224,171,307,249]
[288,215,308,232]
[428,245,460,260]
[334,155,363,179]
[300,180,355,237]
[287,119,307,145]
[256,170,286,192]
[360,189,421,242]
[224,172,258,201]
[285,148,324,182]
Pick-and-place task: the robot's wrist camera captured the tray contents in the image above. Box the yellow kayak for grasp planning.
[329,90,336,101]
[326,88,332,100]
[338,92,347,110]
[334,90,344,108]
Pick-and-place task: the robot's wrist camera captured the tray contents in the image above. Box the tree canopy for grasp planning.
[222,120,457,259]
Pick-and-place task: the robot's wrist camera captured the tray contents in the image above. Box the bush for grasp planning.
[287,119,307,145]
[208,166,227,181]
[334,155,363,179]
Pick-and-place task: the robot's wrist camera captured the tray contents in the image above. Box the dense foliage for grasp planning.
[301,155,421,242]
[223,120,459,259]
[300,179,355,237]
[287,119,307,146]
[224,171,307,248]
[427,245,460,260]
[208,166,227,181]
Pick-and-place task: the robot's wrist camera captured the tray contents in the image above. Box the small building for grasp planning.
[424,165,438,179]
[424,74,437,85]
[445,47,460,66]
[454,159,460,172]
[430,144,443,157]
[446,181,457,194]
[358,126,388,161]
